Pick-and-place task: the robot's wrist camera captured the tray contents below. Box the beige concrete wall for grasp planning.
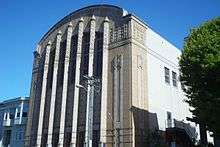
[130,18,149,147]
[106,40,133,147]
[130,17,148,110]
[105,16,150,147]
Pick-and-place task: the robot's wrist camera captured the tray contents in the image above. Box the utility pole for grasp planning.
[76,75,100,147]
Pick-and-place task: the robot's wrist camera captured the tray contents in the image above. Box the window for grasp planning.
[167,112,172,120]
[19,132,22,140]
[172,71,177,87]
[57,40,66,86]
[9,114,14,119]
[16,132,18,140]
[22,112,27,117]
[167,111,172,128]
[17,112,20,117]
[164,67,170,84]
[94,32,103,77]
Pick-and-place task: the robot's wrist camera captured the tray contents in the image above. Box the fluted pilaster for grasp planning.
[112,55,123,147]
[70,18,84,147]
[85,15,96,147]
[36,41,52,147]
[47,31,62,147]
[19,101,24,124]
[100,17,110,145]
[58,23,73,146]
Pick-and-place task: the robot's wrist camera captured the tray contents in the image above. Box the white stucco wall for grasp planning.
[145,27,194,131]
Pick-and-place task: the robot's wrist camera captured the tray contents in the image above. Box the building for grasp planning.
[0,97,29,147]
[26,4,197,147]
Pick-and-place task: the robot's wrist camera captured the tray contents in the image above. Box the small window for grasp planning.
[22,112,27,117]
[19,132,22,140]
[167,111,172,128]
[172,71,177,87]
[167,112,172,120]
[164,67,170,84]
[17,112,20,117]
[15,132,18,140]
[9,114,14,119]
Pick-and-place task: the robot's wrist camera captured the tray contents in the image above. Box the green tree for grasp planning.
[179,17,220,145]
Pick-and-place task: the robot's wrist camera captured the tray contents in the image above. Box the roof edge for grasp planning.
[0,97,29,104]
[38,4,126,45]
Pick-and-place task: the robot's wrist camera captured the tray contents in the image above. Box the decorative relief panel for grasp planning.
[110,23,129,43]
[133,21,146,45]
[137,55,143,108]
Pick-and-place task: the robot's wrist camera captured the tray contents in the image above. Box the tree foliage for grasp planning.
[179,17,220,136]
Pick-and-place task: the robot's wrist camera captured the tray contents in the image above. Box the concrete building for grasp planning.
[26,5,197,147]
[0,97,29,147]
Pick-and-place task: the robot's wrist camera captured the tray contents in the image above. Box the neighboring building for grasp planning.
[26,4,198,147]
[0,97,29,147]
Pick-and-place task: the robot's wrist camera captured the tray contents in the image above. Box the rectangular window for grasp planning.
[22,112,27,117]
[172,71,177,87]
[164,67,170,84]
[19,132,22,140]
[9,114,14,119]
[167,112,172,120]
[167,111,172,128]
[16,132,18,140]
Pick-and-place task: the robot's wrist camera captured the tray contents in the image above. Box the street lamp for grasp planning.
[76,84,87,91]
[75,75,100,147]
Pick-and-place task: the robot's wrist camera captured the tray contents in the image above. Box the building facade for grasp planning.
[0,97,29,147]
[26,5,197,147]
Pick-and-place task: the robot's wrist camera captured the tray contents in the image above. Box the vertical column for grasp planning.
[47,31,62,147]
[70,18,84,147]
[85,15,96,147]
[113,57,119,147]
[112,55,123,147]
[114,56,123,125]
[58,22,73,146]
[119,55,124,146]
[3,112,6,120]
[36,41,52,147]
[19,101,24,124]
[25,46,40,147]
[15,108,18,119]
[100,17,110,146]
[7,112,9,120]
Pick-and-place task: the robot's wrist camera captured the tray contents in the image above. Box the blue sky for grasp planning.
[0,0,219,100]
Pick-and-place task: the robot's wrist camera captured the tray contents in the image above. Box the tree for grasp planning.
[179,17,220,145]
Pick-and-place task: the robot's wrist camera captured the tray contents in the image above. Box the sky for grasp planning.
[0,0,219,101]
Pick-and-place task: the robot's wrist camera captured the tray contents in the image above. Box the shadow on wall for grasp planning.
[131,106,199,147]
[130,106,168,147]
